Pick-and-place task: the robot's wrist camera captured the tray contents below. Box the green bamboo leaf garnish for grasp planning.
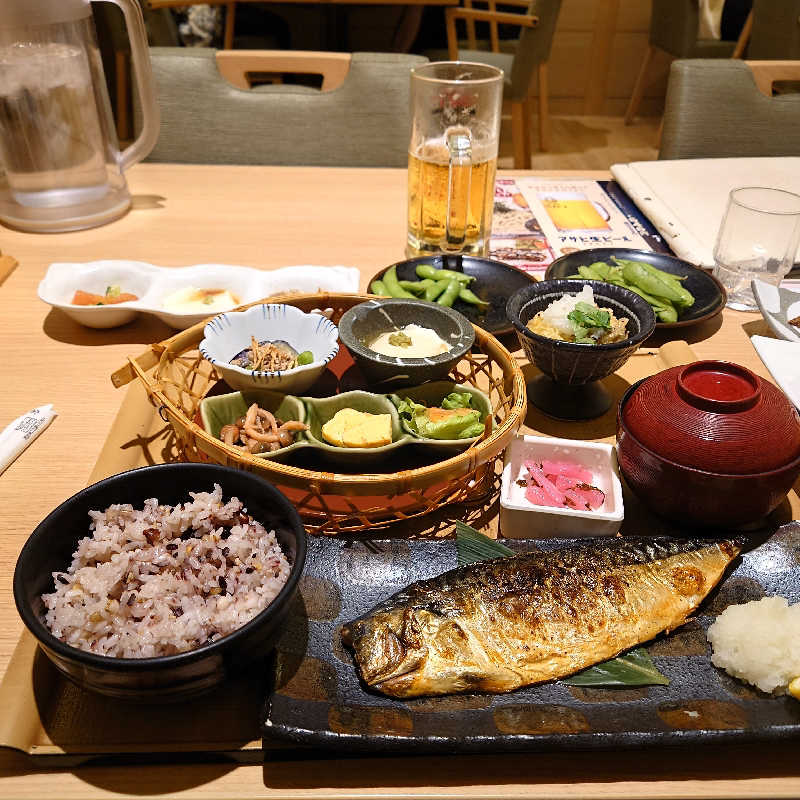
[453,522,670,687]
[455,520,513,565]
[562,647,669,686]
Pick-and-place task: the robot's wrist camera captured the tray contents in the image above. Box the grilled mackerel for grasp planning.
[341,537,740,698]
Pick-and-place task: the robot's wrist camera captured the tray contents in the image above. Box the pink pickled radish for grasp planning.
[525,461,567,506]
[522,457,605,512]
[540,460,593,483]
[525,484,551,506]
[552,474,575,492]
[574,483,605,509]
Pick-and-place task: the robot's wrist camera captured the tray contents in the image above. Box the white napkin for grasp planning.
[611,158,800,267]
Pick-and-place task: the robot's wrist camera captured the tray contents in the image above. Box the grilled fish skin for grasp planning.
[341,537,741,698]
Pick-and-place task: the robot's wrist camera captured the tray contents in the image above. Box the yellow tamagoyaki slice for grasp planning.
[321,408,392,448]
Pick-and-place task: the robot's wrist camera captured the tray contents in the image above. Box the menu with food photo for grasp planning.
[490,178,668,276]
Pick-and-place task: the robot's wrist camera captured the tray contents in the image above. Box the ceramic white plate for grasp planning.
[37,261,360,330]
[751,335,800,412]
[499,434,624,538]
[751,278,800,343]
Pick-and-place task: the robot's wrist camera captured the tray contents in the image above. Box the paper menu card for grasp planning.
[610,157,800,268]
[489,177,665,276]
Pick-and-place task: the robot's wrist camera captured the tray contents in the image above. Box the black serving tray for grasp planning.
[262,526,800,754]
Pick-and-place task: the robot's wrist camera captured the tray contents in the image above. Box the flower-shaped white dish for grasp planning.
[751,335,800,412]
[37,261,360,330]
[200,304,340,394]
[500,434,624,538]
[751,278,800,343]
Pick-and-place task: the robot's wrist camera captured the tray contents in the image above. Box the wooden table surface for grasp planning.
[0,163,797,799]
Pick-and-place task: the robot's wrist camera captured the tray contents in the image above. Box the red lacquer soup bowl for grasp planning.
[616,361,800,528]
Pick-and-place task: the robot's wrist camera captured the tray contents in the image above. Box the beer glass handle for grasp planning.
[445,129,473,251]
[100,0,160,171]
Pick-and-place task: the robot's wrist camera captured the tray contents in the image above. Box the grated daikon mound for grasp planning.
[706,596,800,694]
[539,285,596,338]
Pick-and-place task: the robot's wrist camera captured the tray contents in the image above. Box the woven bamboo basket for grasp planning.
[114,293,527,534]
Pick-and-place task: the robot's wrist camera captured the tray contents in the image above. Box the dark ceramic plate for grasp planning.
[370,255,537,336]
[545,248,727,329]
[262,528,800,753]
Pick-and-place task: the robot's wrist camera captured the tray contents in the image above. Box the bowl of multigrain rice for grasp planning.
[13,463,306,700]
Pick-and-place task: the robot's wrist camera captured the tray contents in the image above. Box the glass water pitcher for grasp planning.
[0,0,159,232]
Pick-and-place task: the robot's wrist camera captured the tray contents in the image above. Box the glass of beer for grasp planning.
[407,62,504,257]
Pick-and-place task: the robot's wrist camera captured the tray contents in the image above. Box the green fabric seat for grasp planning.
[659,59,800,159]
[625,0,736,125]
[140,48,428,167]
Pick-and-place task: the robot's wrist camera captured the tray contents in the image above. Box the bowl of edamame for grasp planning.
[545,248,726,329]
[369,255,538,336]
[338,298,475,387]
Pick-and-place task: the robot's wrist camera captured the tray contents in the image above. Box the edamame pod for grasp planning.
[610,278,678,322]
[383,265,417,298]
[425,279,451,302]
[621,261,687,305]
[578,265,605,280]
[619,259,694,308]
[587,261,612,279]
[637,262,694,308]
[436,279,462,307]
[458,286,489,307]
[399,279,436,294]
[370,279,389,296]
[415,264,474,284]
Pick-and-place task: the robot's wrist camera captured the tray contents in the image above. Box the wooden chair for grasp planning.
[747,0,800,60]
[659,60,800,159]
[443,0,561,167]
[625,0,737,125]
[137,49,427,166]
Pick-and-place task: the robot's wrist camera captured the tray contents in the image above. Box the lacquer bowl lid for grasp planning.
[621,360,800,474]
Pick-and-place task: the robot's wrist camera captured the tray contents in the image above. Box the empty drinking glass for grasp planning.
[713,187,800,311]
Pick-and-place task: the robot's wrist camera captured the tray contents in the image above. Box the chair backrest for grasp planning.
[509,0,561,93]
[659,59,800,160]
[647,0,735,59]
[748,0,800,60]
[140,48,427,166]
[648,0,699,56]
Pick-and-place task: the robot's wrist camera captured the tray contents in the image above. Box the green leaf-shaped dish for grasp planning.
[199,389,310,462]
[390,381,493,452]
[302,390,412,464]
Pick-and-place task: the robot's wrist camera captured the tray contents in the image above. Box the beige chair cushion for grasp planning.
[141,49,428,167]
[660,60,800,160]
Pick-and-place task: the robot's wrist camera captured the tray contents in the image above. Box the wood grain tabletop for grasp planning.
[0,163,796,800]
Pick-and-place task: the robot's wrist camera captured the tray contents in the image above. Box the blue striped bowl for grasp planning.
[200,304,339,393]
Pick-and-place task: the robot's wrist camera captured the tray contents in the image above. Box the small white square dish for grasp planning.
[751,278,800,343]
[750,335,800,412]
[500,434,624,538]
